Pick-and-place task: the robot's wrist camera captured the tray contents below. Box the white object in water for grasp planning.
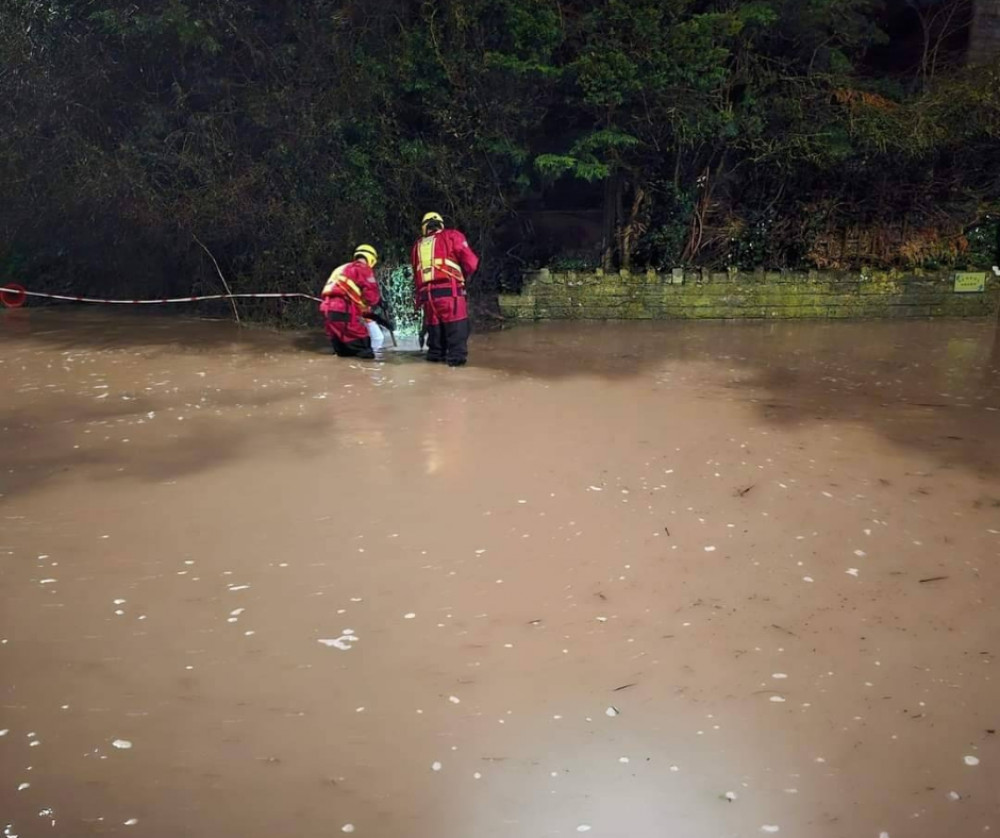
[367,320,385,351]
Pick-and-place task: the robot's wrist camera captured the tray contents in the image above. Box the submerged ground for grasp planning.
[1,309,999,837]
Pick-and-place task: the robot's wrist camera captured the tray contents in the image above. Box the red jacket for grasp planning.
[319,259,380,315]
[411,229,479,306]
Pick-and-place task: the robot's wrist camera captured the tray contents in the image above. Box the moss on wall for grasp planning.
[499,269,1000,322]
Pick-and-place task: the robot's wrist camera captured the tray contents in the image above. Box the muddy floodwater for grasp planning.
[2,309,999,838]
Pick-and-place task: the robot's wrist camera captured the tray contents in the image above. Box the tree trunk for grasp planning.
[969,0,1000,66]
[620,185,646,273]
[601,174,621,271]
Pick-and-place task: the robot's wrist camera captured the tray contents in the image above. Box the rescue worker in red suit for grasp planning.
[319,244,390,359]
[411,212,479,366]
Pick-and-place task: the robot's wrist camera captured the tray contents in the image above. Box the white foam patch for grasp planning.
[112,739,132,749]
[964,755,980,766]
[341,825,355,833]
[605,706,620,717]
[318,632,358,651]
[576,827,592,834]
[761,827,780,834]
[404,613,416,620]
[124,819,138,826]
[846,568,859,577]
[448,696,461,704]
[431,761,442,772]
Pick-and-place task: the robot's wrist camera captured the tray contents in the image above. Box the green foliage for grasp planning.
[0,0,998,315]
[965,216,1000,267]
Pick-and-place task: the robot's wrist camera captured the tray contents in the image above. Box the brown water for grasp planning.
[2,309,999,838]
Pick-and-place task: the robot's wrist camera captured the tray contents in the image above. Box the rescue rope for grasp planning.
[0,283,322,309]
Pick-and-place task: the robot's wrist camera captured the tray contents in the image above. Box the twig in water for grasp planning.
[194,233,240,324]
[918,576,949,584]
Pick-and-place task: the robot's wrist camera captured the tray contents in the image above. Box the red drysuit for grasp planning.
[410,229,479,365]
[319,259,381,357]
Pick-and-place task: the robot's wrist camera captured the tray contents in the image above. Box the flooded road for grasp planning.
[2,309,999,838]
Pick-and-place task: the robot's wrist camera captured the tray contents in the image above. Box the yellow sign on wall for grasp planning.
[954,272,986,293]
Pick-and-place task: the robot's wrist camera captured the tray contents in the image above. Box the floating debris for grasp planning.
[318,631,359,651]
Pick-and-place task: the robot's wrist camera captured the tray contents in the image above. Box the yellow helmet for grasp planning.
[421,211,444,236]
[354,244,378,267]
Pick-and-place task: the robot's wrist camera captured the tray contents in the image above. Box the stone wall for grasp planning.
[498,268,1000,322]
